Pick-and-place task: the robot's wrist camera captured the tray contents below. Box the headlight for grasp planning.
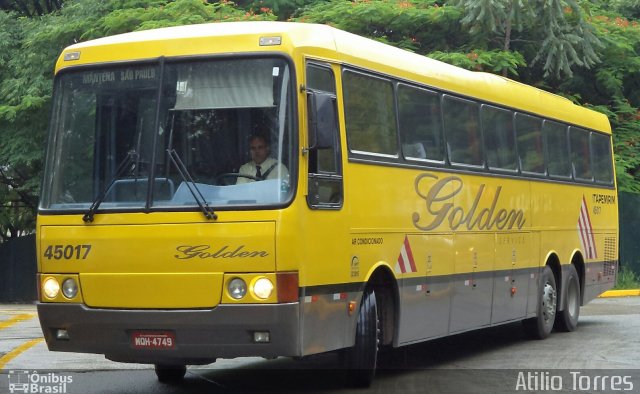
[228,278,247,300]
[62,278,78,299]
[252,277,274,300]
[43,277,60,299]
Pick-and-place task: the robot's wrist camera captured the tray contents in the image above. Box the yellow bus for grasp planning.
[37,22,618,386]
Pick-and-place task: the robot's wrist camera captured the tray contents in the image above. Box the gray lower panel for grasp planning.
[299,290,360,355]
[491,268,536,323]
[583,260,617,304]
[398,277,452,344]
[37,302,300,364]
[450,271,493,333]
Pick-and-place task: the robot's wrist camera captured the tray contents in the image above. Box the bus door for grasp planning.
[299,61,348,354]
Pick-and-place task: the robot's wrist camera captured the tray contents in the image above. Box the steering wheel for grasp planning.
[216,173,259,185]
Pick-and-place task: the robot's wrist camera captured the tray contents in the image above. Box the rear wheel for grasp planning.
[345,289,379,388]
[154,364,186,383]
[523,265,557,339]
[555,264,581,332]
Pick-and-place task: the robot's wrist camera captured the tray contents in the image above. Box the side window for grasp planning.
[482,105,516,171]
[591,132,614,184]
[306,63,343,208]
[343,70,398,155]
[443,95,482,166]
[543,121,571,178]
[515,113,544,174]
[570,126,592,181]
[397,84,444,162]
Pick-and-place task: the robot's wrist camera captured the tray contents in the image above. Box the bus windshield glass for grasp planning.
[41,57,295,212]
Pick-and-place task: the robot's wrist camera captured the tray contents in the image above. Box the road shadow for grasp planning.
[175,321,534,393]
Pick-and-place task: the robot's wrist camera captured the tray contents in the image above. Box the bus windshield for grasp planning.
[41,57,295,212]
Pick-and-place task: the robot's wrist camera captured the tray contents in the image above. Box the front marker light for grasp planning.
[55,329,70,340]
[252,277,274,300]
[62,278,78,299]
[228,278,247,300]
[43,277,60,299]
[253,331,270,343]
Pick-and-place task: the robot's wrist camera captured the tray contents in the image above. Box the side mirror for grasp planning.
[307,91,337,150]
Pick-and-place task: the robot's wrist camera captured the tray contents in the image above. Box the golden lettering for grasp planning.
[413,173,526,231]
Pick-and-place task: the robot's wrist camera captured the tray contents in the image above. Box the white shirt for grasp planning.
[236,157,289,184]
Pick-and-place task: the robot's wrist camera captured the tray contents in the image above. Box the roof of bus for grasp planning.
[58,21,611,134]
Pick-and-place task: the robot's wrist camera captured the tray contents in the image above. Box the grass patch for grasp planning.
[613,266,640,289]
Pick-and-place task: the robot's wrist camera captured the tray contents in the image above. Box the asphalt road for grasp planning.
[1,297,639,393]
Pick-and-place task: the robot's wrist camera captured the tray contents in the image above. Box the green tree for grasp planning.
[233,0,317,20]
[449,0,602,78]
[294,0,467,53]
[0,0,63,17]
[610,0,640,19]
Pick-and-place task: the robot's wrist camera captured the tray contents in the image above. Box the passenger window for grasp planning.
[591,132,614,184]
[443,95,482,166]
[343,70,398,155]
[515,113,544,174]
[570,127,592,180]
[482,105,516,171]
[543,121,571,178]
[397,84,444,162]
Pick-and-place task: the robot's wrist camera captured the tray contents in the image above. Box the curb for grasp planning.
[599,289,640,298]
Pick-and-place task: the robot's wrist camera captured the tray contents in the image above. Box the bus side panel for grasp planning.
[492,230,534,323]
[532,182,618,306]
[490,178,536,324]
[348,164,458,346]
[450,232,494,332]
[397,234,453,344]
[449,175,532,330]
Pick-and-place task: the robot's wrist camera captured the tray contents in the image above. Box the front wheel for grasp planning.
[555,264,581,332]
[523,265,557,339]
[154,364,186,383]
[345,289,379,388]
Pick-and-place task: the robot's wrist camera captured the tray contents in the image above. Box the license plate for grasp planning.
[131,331,176,349]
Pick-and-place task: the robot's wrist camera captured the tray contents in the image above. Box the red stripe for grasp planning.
[579,196,597,259]
[404,236,417,273]
[397,254,407,273]
[582,196,597,258]
[578,210,589,254]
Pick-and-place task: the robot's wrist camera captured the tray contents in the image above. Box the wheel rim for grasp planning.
[542,281,557,323]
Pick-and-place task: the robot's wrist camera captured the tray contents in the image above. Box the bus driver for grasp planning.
[236,134,289,184]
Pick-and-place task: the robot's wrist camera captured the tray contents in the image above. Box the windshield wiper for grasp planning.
[166,148,217,220]
[83,150,138,223]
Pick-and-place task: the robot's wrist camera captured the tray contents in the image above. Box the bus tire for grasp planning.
[154,364,186,383]
[555,264,580,332]
[346,289,379,388]
[523,266,557,339]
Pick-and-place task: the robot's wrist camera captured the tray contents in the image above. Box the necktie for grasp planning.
[255,165,262,179]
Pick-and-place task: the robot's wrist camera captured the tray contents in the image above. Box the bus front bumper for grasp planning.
[37,302,300,365]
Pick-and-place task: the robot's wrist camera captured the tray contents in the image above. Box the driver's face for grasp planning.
[249,138,269,165]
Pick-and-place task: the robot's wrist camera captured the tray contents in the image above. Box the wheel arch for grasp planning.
[570,251,586,306]
[362,263,399,348]
[544,252,562,288]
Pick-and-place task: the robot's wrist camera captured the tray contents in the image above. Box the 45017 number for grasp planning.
[43,244,92,260]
